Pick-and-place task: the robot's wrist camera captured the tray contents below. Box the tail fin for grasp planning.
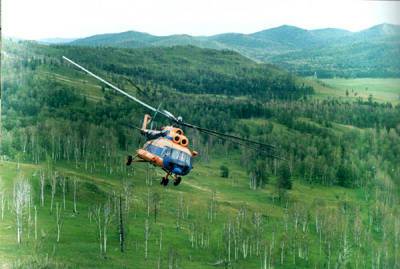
[142,114,152,131]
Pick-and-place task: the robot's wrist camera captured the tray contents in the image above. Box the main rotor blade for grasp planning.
[63,56,282,159]
[62,56,176,121]
[178,121,276,149]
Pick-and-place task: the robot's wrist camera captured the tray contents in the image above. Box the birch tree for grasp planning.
[152,192,160,223]
[103,204,112,254]
[223,220,233,262]
[55,202,63,242]
[144,218,150,260]
[34,205,37,240]
[61,176,66,210]
[93,205,103,255]
[122,179,132,216]
[158,227,163,269]
[0,192,5,221]
[176,194,184,230]
[168,247,179,269]
[147,189,150,217]
[118,195,124,253]
[73,177,78,213]
[93,203,113,256]
[253,212,263,256]
[13,179,31,244]
[50,172,57,214]
[208,191,217,223]
[39,170,45,207]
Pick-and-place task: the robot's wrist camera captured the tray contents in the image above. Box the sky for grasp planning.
[2,0,400,40]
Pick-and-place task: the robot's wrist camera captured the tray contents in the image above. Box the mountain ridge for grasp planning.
[59,23,400,77]
[68,23,400,47]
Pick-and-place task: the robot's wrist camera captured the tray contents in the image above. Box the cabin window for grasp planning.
[162,148,171,157]
[145,144,165,157]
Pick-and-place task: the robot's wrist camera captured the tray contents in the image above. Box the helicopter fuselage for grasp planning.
[137,137,193,176]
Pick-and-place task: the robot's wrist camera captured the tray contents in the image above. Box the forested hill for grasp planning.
[68,23,400,78]
[1,37,400,269]
[6,41,313,99]
[2,39,399,189]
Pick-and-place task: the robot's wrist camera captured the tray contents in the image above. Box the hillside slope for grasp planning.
[1,40,399,268]
[8,40,311,99]
[68,24,400,77]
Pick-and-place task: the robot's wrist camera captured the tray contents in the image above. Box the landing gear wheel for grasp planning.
[126,155,133,166]
[160,177,169,186]
[173,177,182,186]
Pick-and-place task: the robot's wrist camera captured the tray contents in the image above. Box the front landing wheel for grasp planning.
[173,177,182,186]
[160,177,169,186]
[126,155,133,166]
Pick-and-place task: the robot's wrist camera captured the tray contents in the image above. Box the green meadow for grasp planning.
[0,154,387,269]
[305,77,400,104]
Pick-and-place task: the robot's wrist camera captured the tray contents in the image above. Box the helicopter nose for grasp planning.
[172,165,183,175]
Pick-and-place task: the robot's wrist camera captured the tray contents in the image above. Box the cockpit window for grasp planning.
[171,148,181,160]
[166,147,191,166]
[145,144,192,166]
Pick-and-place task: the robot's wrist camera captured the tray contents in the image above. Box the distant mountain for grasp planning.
[67,23,400,77]
[354,23,400,39]
[250,25,319,49]
[38,37,77,44]
[69,31,159,48]
[309,28,352,41]
[268,23,400,77]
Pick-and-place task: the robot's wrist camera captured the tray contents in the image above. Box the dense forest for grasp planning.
[1,40,400,268]
[2,40,399,188]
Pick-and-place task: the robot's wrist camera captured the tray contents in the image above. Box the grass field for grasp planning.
[0,152,391,268]
[304,77,400,104]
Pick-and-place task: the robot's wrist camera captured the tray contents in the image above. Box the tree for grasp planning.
[122,179,132,216]
[368,94,373,104]
[208,191,217,223]
[50,172,57,214]
[73,178,78,213]
[248,160,268,190]
[152,192,160,223]
[55,202,63,243]
[13,179,31,244]
[39,171,45,207]
[144,218,150,260]
[93,203,113,256]
[0,192,5,221]
[220,165,229,178]
[336,164,353,188]
[61,176,66,210]
[119,196,124,253]
[277,163,292,190]
[34,205,38,240]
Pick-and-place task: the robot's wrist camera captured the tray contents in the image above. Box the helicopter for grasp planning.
[128,114,198,186]
[63,56,283,186]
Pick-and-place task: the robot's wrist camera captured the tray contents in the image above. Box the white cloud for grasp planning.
[2,0,399,40]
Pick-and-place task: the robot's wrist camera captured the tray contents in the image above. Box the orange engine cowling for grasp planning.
[162,126,189,147]
[171,134,189,147]
[180,136,189,147]
[174,128,184,135]
[172,134,181,144]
